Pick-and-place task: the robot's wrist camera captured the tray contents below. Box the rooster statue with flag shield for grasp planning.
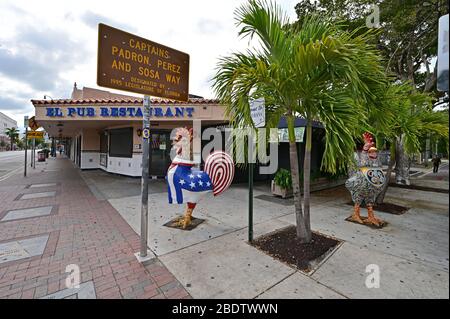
[167,127,235,229]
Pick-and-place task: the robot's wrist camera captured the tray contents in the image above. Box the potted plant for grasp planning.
[272,168,293,198]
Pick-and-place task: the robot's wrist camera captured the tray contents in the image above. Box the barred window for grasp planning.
[109,127,133,158]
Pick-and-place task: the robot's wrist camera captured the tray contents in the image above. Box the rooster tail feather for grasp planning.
[204,151,235,196]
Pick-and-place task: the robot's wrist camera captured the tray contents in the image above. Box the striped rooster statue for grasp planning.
[345,132,386,227]
[166,127,235,229]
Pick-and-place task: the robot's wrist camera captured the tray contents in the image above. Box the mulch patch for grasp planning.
[251,226,340,272]
[346,201,409,215]
[389,183,449,194]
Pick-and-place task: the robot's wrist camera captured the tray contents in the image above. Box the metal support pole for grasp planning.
[139,96,151,259]
[248,132,255,243]
[248,161,254,242]
[24,127,28,177]
[32,138,36,169]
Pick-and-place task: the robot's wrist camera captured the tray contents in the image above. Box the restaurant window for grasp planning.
[109,127,133,158]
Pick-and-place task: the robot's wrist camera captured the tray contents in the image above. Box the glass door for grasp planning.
[150,131,172,176]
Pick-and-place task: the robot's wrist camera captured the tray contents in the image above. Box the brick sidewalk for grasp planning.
[0,156,190,299]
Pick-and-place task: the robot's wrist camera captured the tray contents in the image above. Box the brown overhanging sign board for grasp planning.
[97,23,190,102]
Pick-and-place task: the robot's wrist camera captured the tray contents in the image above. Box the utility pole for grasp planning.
[32,138,36,169]
[137,96,152,261]
[24,116,28,177]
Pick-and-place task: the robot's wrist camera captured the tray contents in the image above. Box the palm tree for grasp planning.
[5,127,19,151]
[369,82,449,204]
[212,0,386,243]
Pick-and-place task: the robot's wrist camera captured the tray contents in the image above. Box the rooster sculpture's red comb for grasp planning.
[362,132,375,151]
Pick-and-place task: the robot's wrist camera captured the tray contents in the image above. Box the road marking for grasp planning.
[0,166,22,182]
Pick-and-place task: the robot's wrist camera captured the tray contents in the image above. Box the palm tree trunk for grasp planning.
[287,115,308,242]
[302,118,312,242]
[376,144,396,204]
[395,135,411,185]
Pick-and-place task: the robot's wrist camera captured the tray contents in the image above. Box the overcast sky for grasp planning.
[0,0,299,131]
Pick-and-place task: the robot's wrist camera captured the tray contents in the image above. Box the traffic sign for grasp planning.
[27,131,45,139]
[142,128,150,139]
[28,116,40,131]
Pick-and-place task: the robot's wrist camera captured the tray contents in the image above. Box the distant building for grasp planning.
[0,111,18,150]
[0,111,18,136]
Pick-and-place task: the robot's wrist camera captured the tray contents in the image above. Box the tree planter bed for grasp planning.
[251,226,341,272]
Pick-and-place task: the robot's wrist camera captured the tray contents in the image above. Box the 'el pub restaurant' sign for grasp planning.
[97,23,190,102]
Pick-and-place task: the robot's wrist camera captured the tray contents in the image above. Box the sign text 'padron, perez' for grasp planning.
[97,24,189,101]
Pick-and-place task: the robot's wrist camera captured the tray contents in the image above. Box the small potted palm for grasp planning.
[272,168,293,198]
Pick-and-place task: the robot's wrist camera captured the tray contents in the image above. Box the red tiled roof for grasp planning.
[31,98,220,105]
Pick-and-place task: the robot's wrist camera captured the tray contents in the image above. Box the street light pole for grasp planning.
[32,138,36,169]
[24,128,28,177]
[138,95,152,261]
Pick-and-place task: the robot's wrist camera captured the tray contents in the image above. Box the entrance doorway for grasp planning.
[150,130,172,176]
[76,135,81,166]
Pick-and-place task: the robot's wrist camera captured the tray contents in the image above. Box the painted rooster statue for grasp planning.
[166,127,235,228]
[345,132,386,227]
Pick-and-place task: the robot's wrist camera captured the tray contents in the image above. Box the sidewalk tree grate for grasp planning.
[389,183,449,194]
[163,216,205,231]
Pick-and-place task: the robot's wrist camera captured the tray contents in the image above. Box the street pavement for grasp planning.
[0,154,448,299]
[82,161,449,299]
[0,151,31,180]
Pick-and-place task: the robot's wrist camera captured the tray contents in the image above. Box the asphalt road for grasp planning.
[0,150,36,181]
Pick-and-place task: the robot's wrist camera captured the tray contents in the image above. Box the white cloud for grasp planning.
[0,0,299,128]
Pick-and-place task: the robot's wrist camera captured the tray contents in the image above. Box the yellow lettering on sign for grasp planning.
[157,60,181,74]
[165,74,180,85]
[112,46,150,65]
[112,59,131,72]
[138,66,160,79]
[27,131,44,139]
[129,39,169,59]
